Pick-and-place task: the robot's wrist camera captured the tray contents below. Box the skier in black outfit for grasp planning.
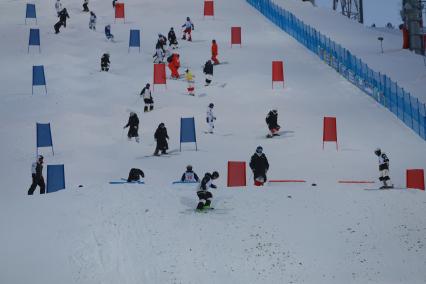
[196,171,219,210]
[59,8,70,27]
[28,155,45,195]
[140,83,153,112]
[265,109,281,138]
[156,34,167,51]
[123,112,140,142]
[203,60,214,86]
[168,27,178,49]
[101,53,110,71]
[127,168,144,182]
[54,8,70,34]
[181,165,200,182]
[83,0,89,12]
[249,146,269,186]
[154,123,169,156]
[374,148,393,189]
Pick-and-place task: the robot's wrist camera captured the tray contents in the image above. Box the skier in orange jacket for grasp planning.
[211,39,220,65]
[168,53,181,79]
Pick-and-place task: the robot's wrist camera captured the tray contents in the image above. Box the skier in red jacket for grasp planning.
[168,53,181,79]
[211,39,220,65]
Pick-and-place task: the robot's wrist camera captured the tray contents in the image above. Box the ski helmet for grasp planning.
[186,165,193,171]
[272,109,278,115]
[256,146,263,154]
[170,27,174,30]
[374,148,381,156]
[186,17,190,21]
[209,103,214,108]
[212,171,219,179]
[146,83,150,88]
[38,155,44,161]
[159,122,165,128]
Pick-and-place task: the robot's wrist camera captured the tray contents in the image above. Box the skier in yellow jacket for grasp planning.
[185,69,195,96]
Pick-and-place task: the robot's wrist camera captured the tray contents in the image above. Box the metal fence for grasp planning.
[247,0,426,140]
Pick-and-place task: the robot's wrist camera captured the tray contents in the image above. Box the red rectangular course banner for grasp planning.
[204,1,214,16]
[153,64,166,87]
[272,61,284,88]
[231,27,241,46]
[227,161,246,187]
[323,117,338,149]
[115,3,125,19]
[406,169,425,190]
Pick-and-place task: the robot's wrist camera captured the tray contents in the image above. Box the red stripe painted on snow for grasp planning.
[269,180,306,183]
[338,181,375,184]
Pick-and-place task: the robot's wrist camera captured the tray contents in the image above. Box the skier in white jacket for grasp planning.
[206,103,216,133]
[55,0,62,16]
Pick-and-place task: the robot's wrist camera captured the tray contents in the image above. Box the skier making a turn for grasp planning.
[196,171,219,210]
[374,148,393,189]
[105,25,114,40]
[266,109,281,138]
[181,165,200,182]
[28,155,45,195]
[249,146,269,186]
[168,27,178,49]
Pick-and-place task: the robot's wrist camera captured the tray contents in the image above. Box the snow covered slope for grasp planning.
[274,0,426,104]
[0,0,426,283]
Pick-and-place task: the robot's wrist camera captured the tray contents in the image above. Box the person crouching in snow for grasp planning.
[127,168,144,182]
[203,59,213,86]
[196,171,219,210]
[140,83,154,112]
[154,123,169,156]
[105,25,114,40]
[123,112,140,142]
[374,148,393,189]
[185,69,195,96]
[211,39,220,65]
[181,16,194,41]
[249,146,269,186]
[101,53,110,71]
[89,11,96,30]
[168,53,181,79]
[265,109,281,138]
[181,165,200,183]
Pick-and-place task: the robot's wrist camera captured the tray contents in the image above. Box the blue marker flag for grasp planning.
[47,165,65,193]
[180,117,197,151]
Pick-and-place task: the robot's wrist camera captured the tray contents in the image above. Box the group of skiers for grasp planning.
[33,5,396,212]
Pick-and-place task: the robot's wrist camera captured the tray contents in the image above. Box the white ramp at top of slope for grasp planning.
[274,0,426,104]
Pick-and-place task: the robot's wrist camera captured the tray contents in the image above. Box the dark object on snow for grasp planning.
[154,123,169,155]
[311,183,317,186]
[112,0,117,7]
[203,60,213,75]
[266,109,280,130]
[28,155,45,195]
[101,53,110,71]
[83,0,89,12]
[127,168,145,182]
